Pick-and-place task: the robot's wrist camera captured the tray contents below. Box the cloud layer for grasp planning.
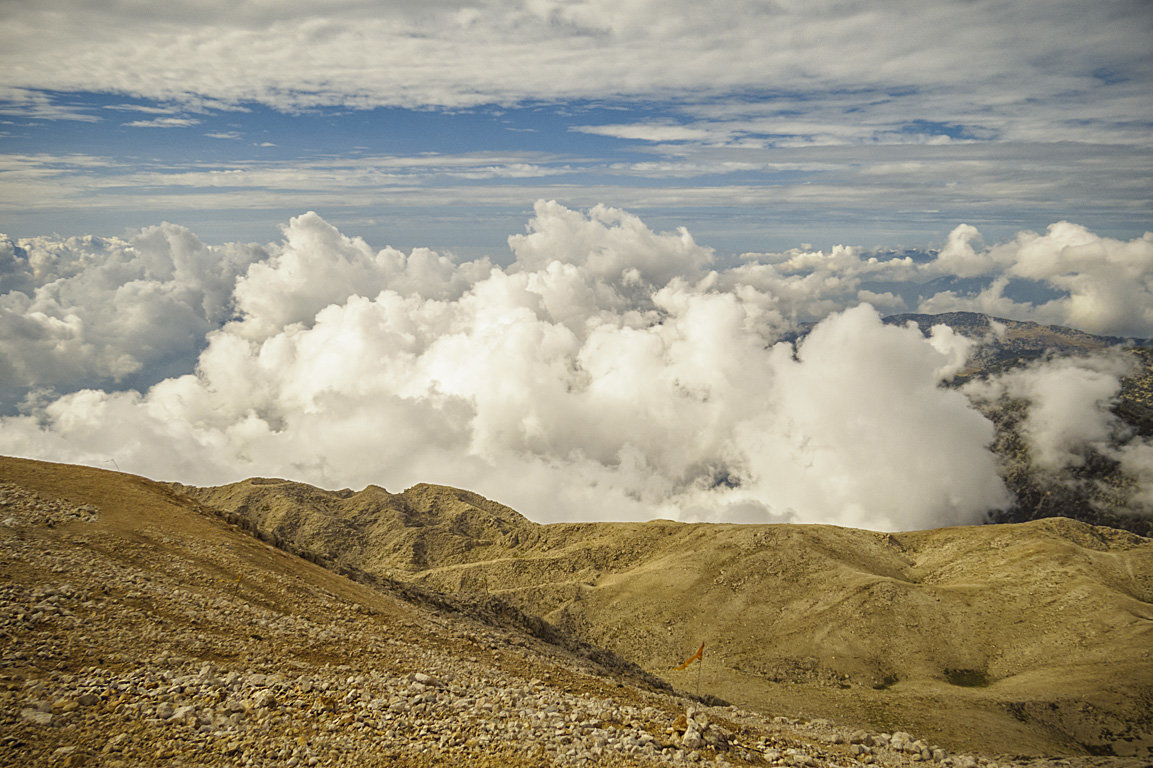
[2,3,1147,260]
[0,227,264,406]
[1,203,1151,528]
[966,354,1134,472]
[3,0,1149,136]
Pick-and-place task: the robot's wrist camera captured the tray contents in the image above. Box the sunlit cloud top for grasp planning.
[1,203,1152,528]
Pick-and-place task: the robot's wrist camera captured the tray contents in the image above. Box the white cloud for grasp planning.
[917,222,1153,337]
[721,219,1153,338]
[1118,440,1153,510]
[965,354,1131,472]
[1,1,1147,252]
[0,225,265,406]
[0,202,1031,529]
[0,0,1148,153]
[964,352,1153,512]
[508,200,713,290]
[104,103,185,115]
[573,123,721,143]
[0,87,100,122]
[0,152,579,215]
[0,140,1144,248]
[228,211,492,341]
[3,203,1152,527]
[123,117,201,128]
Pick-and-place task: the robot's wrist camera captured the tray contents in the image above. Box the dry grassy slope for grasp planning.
[3,456,751,768]
[168,479,540,573]
[567,521,1153,752]
[181,478,1153,758]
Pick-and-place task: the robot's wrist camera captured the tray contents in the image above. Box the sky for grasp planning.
[1,0,1151,252]
[1,1,1152,529]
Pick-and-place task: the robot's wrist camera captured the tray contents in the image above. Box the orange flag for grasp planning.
[673,643,704,670]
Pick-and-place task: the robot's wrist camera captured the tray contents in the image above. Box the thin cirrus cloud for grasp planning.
[1,203,1151,529]
[0,1,1148,248]
[0,1,1147,116]
[122,117,202,128]
[573,123,723,143]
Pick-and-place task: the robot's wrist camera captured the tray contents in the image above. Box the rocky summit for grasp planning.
[2,455,1152,767]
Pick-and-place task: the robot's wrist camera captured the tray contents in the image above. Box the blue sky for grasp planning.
[1,0,1150,257]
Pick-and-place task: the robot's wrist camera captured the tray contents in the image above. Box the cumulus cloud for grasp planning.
[0,226,264,409]
[964,352,1153,513]
[917,222,1153,338]
[228,211,492,341]
[731,221,1153,338]
[964,354,1132,472]
[2,203,1151,527]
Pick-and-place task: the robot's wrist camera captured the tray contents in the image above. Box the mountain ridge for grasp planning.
[177,475,1153,758]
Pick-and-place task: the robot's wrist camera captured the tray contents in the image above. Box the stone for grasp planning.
[412,672,443,688]
[102,734,128,753]
[250,689,277,709]
[20,708,52,726]
[0,474,1071,768]
[172,704,197,721]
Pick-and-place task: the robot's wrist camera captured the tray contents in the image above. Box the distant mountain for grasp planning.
[179,475,1153,759]
[883,311,1148,373]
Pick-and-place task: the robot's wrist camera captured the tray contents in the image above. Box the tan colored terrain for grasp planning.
[179,479,1153,758]
[0,456,784,767]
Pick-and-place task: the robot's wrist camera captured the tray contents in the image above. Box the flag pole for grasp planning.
[696,646,702,697]
[672,642,705,697]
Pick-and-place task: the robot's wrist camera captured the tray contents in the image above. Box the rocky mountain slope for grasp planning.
[177,479,1153,759]
[882,312,1153,536]
[882,312,1144,370]
[4,454,1088,768]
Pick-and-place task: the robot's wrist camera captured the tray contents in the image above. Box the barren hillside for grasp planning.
[0,456,846,768]
[180,479,1153,758]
